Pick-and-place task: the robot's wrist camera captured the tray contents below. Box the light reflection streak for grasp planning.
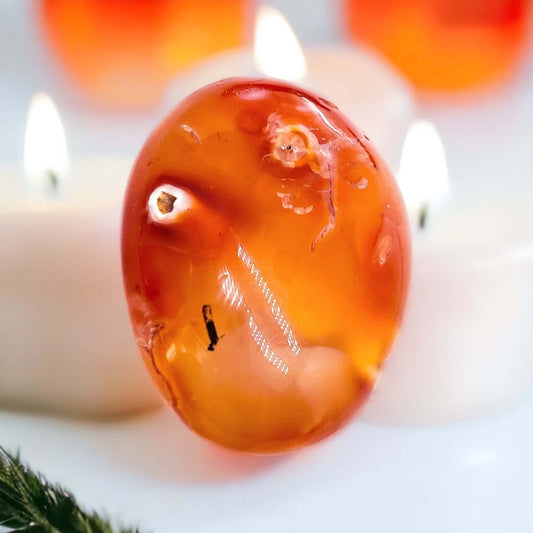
[237,245,301,356]
[219,268,290,375]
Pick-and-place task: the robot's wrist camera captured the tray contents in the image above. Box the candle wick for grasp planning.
[46,169,59,191]
[418,203,428,230]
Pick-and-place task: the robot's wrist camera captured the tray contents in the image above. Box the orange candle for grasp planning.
[39,0,250,109]
[345,0,531,90]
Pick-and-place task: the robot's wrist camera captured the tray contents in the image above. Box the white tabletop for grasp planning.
[2,398,533,533]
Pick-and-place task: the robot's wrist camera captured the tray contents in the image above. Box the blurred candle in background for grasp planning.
[0,93,160,416]
[363,120,533,423]
[38,0,250,109]
[345,0,532,90]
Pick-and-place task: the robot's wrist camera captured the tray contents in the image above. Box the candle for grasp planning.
[39,0,250,109]
[345,0,532,90]
[165,6,414,171]
[0,93,160,416]
[362,120,533,423]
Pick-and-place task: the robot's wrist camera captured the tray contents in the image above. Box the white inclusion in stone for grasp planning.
[349,177,369,190]
[375,233,393,266]
[180,123,202,144]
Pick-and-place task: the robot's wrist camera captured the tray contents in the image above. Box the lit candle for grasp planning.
[0,93,160,416]
[362,120,533,423]
[165,6,414,171]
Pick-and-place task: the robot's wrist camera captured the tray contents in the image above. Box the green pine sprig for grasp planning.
[0,446,141,533]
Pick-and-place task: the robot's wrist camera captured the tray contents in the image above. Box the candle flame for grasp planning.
[253,5,307,82]
[397,120,449,226]
[24,93,68,189]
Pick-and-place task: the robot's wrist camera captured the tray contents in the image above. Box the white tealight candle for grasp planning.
[0,94,160,417]
[363,120,533,423]
[165,6,414,171]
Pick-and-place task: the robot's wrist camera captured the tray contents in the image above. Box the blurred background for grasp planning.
[2,1,533,531]
[1,0,531,160]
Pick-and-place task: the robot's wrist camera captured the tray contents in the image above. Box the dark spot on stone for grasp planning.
[202,304,219,351]
[157,191,177,214]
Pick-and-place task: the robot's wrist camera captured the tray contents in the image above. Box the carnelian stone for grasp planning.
[122,79,411,453]
[39,0,248,109]
[346,0,531,90]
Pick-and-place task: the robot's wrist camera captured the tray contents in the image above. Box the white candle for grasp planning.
[362,120,533,423]
[165,6,414,171]
[0,94,160,416]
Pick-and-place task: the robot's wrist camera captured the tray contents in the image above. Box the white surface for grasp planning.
[1,400,533,533]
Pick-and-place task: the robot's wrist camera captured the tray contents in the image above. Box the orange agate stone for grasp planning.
[39,0,248,109]
[122,79,411,453]
[346,0,531,90]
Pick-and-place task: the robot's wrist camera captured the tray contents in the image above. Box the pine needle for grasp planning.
[0,447,141,533]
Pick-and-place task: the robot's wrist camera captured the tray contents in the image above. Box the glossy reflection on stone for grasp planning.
[121,78,411,453]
